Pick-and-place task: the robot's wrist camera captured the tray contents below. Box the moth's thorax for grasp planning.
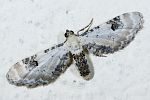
[65,34,82,54]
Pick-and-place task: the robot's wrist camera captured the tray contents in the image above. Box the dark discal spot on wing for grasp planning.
[29,60,38,66]
[106,16,123,31]
[22,54,38,67]
[111,22,120,31]
[73,52,90,77]
[21,55,39,72]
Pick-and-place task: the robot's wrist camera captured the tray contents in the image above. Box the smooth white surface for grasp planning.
[0,0,150,100]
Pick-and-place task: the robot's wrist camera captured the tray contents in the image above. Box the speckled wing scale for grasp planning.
[79,12,144,56]
[73,51,94,80]
[6,43,72,88]
[6,12,143,88]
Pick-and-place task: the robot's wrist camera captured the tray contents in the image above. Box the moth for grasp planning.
[6,12,144,88]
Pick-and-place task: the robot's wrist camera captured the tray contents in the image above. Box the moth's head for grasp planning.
[64,29,74,38]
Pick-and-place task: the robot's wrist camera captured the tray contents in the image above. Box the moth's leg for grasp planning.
[73,51,94,80]
[77,18,93,35]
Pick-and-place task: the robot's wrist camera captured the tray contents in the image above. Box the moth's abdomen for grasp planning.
[73,51,94,80]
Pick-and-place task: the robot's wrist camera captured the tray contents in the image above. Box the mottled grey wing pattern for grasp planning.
[79,12,144,56]
[73,51,94,80]
[6,12,144,88]
[6,43,72,88]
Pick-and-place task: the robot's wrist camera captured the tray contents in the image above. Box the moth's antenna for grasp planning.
[77,18,93,35]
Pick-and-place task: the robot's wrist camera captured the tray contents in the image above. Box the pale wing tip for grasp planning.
[132,12,144,29]
[123,12,144,29]
[6,62,28,86]
[6,69,19,86]
[6,62,56,88]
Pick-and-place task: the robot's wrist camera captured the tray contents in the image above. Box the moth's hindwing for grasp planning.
[79,12,144,56]
[73,51,94,80]
[6,43,72,88]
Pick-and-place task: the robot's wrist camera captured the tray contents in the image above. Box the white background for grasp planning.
[0,0,150,100]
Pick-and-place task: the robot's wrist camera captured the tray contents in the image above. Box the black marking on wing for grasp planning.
[29,60,38,66]
[6,42,73,88]
[106,16,123,31]
[73,52,90,77]
[79,12,144,56]
[22,54,38,66]
[25,52,72,88]
[50,43,64,50]
[44,49,49,53]
[24,58,30,64]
